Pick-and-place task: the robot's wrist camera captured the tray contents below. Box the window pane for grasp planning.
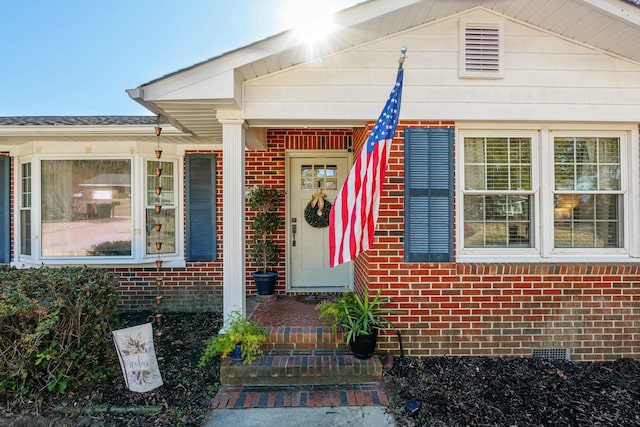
[599,164,620,191]
[554,138,574,190]
[554,136,620,248]
[20,163,32,256]
[41,160,132,256]
[554,194,619,248]
[146,208,176,254]
[301,164,314,189]
[148,161,175,206]
[599,138,619,163]
[463,136,532,249]
[464,137,531,191]
[464,165,486,190]
[463,195,531,248]
[299,164,337,190]
[20,210,31,256]
[510,165,531,190]
[464,138,485,163]
[21,163,31,208]
[554,136,619,191]
[147,160,176,255]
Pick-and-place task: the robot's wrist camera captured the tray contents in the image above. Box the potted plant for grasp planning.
[198,310,268,365]
[318,288,395,359]
[247,186,283,298]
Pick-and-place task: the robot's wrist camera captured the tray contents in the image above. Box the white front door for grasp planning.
[287,152,352,292]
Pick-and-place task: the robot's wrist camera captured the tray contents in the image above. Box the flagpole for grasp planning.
[329,47,406,267]
[399,46,407,69]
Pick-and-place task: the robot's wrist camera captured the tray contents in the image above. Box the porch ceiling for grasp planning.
[130,0,640,141]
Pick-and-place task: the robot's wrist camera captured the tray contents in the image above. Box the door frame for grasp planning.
[285,150,354,292]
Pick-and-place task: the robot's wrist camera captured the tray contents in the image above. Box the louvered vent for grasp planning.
[460,21,503,78]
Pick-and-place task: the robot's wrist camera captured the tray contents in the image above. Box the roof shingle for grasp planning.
[0,116,163,126]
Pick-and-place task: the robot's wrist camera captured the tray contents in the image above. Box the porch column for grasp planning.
[219,114,246,322]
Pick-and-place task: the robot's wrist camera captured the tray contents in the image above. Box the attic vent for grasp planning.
[460,20,504,78]
[532,348,570,361]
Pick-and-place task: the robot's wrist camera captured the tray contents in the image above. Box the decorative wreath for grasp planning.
[304,188,332,228]
[305,200,332,228]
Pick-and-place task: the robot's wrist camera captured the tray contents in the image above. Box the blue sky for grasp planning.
[1,0,359,116]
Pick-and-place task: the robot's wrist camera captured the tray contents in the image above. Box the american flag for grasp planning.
[329,66,404,267]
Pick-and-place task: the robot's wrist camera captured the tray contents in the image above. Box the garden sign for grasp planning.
[112,323,163,392]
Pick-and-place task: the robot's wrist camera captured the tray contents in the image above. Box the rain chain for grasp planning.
[153,117,164,341]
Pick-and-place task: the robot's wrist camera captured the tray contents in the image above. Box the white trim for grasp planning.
[220,119,246,322]
[629,126,640,258]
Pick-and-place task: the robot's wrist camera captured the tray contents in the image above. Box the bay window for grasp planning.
[17,155,181,265]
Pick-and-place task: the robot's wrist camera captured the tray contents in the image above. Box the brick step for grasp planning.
[262,326,346,351]
[220,350,382,386]
[211,383,389,409]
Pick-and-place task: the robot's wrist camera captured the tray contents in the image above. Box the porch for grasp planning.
[212,295,389,409]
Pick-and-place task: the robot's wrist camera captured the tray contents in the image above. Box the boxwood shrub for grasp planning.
[0,266,120,404]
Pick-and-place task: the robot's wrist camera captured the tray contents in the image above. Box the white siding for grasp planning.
[243,9,640,123]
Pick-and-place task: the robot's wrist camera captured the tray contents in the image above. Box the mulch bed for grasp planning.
[382,355,640,427]
[1,311,223,427]
[2,311,639,427]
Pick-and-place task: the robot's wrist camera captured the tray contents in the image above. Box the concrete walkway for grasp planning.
[203,406,397,426]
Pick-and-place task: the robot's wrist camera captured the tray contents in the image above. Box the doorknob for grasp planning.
[291,218,297,247]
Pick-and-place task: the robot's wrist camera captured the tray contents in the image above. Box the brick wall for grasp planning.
[245,131,287,294]
[363,122,640,361]
[244,129,354,295]
[6,126,639,359]
[115,150,224,312]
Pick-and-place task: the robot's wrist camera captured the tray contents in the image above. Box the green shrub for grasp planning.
[0,266,120,405]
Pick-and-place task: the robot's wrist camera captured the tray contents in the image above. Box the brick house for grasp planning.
[1,0,639,360]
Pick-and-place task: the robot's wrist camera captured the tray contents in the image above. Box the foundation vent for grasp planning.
[532,348,570,361]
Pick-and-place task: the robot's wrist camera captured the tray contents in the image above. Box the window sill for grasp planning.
[457,253,639,263]
[12,258,187,269]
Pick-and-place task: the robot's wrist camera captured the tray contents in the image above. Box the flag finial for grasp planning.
[399,46,407,69]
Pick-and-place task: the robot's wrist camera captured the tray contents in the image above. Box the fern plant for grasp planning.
[198,310,268,366]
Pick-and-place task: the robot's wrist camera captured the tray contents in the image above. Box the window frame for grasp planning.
[458,129,540,257]
[14,153,185,267]
[456,124,639,262]
[547,130,629,257]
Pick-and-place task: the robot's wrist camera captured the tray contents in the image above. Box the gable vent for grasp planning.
[460,20,503,78]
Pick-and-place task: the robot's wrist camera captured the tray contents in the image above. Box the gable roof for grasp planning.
[128,0,640,141]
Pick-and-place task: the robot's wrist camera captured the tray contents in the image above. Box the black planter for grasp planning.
[348,328,378,359]
[252,271,278,295]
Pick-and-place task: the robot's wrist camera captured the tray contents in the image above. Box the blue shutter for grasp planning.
[404,128,454,262]
[0,156,9,263]
[186,154,216,261]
